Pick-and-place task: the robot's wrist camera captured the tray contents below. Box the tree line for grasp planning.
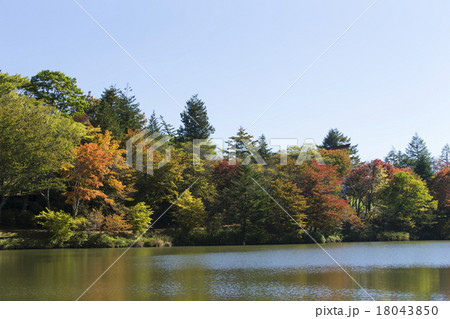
[0,70,448,248]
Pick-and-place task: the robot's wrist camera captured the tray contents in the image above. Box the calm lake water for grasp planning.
[0,241,449,300]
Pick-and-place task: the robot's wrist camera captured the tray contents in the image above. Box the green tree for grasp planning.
[160,115,176,137]
[405,134,434,181]
[90,86,146,139]
[0,71,29,96]
[36,209,74,245]
[321,128,360,163]
[177,94,215,142]
[429,168,450,238]
[25,70,89,115]
[436,144,450,170]
[225,165,270,244]
[127,202,153,235]
[174,190,206,232]
[258,134,273,160]
[379,171,437,236]
[0,92,86,221]
[146,111,162,134]
[226,127,257,161]
[385,148,409,168]
[266,178,308,241]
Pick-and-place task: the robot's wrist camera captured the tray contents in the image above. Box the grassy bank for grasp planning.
[0,228,419,250]
[0,229,172,250]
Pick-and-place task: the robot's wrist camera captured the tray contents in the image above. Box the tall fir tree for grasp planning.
[90,86,146,139]
[146,111,161,134]
[321,128,360,164]
[405,133,434,181]
[177,94,215,142]
[437,144,450,169]
[258,134,273,160]
[385,148,409,168]
[225,127,257,161]
[225,165,270,244]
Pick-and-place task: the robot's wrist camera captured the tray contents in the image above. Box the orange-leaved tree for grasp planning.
[297,162,360,235]
[62,130,126,218]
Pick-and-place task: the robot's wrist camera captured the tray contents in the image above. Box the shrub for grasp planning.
[36,209,74,245]
[103,214,131,234]
[126,202,153,235]
[326,235,343,243]
[86,233,116,248]
[67,233,89,248]
[73,216,90,231]
[302,231,326,244]
[142,234,172,247]
[376,231,410,241]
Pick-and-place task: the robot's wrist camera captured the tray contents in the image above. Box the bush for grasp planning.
[86,233,116,248]
[302,231,326,244]
[36,209,74,245]
[376,231,410,241]
[126,202,153,235]
[67,233,89,248]
[326,235,343,243]
[73,216,90,231]
[142,234,172,247]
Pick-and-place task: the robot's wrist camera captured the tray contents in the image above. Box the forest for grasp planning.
[0,70,449,249]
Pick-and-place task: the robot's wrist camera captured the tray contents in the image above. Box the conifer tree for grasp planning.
[405,134,434,181]
[177,94,215,142]
[321,128,359,163]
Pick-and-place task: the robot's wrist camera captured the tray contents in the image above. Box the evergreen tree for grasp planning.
[258,134,273,160]
[118,85,146,133]
[146,111,161,134]
[226,127,257,161]
[90,86,146,139]
[321,128,360,163]
[225,165,270,244]
[437,144,450,169]
[177,94,215,142]
[385,148,409,168]
[405,134,434,181]
[160,115,176,137]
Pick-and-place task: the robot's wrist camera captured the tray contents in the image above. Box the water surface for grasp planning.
[0,241,448,300]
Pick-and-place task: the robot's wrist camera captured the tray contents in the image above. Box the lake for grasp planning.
[0,241,448,300]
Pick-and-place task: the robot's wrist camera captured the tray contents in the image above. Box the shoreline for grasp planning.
[1,228,437,251]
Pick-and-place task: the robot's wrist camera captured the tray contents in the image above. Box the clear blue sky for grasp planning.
[1,0,449,161]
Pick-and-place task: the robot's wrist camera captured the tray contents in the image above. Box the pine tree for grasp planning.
[146,111,161,134]
[258,134,273,160]
[321,128,360,163]
[91,86,146,139]
[160,115,176,137]
[177,94,215,142]
[385,148,409,168]
[437,144,450,169]
[225,165,270,244]
[226,127,257,161]
[405,133,434,181]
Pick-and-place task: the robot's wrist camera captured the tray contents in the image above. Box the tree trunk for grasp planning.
[41,188,51,209]
[21,194,29,214]
[0,195,7,224]
[72,199,80,219]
